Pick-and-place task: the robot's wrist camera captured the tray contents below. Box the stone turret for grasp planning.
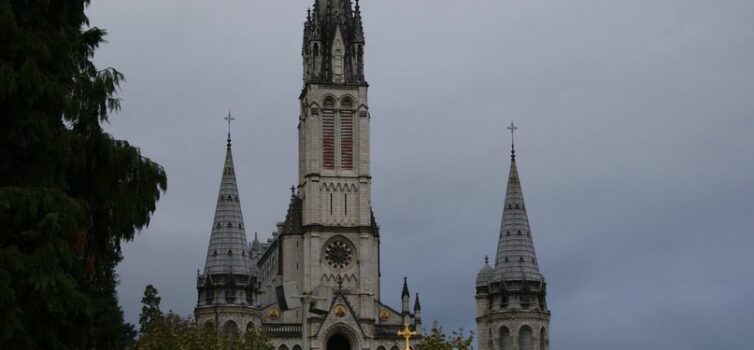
[475,126,550,350]
[195,125,261,335]
[401,277,410,324]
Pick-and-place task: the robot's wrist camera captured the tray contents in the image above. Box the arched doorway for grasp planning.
[327,333,351,350]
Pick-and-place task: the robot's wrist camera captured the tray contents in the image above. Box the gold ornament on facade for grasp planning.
[378,309,390,321]
[268,308,280,320]
[333,304,348,318]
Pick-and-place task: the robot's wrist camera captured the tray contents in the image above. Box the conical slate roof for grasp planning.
[203,137,253,276]
[493,147,543,282]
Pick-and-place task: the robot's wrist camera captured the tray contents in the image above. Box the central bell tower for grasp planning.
[297,0,375,299]
[252,3,420,349]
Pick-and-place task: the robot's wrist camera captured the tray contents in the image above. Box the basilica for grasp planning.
[195,1,420,350]
[193,1,550,350]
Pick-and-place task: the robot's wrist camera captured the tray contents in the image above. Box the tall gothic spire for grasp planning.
[303,0,366,84]
[203,129,252,277]
[493,124,543,281]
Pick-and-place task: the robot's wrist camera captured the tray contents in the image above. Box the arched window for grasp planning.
[246,322,255,333]
[391,346,400,350]
[223,320,239,338]
[377,346,386,350]
[293,345,302,350]
[518,325,533,350]
[539,327,547,350]
[341,98,354,110]
[499,326,512,350]
[279,345,289,350]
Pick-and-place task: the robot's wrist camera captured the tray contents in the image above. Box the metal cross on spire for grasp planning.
[224,111,235,147]
[507,121,518,159]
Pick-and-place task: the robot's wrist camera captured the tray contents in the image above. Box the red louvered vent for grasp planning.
[322,112,335,169]
[341,113,353,170]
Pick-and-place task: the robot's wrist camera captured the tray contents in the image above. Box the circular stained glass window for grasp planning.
[325,240,353,270]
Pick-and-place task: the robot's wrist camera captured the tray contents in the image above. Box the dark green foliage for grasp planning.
[415,323,474,350]
[137,313,274,350]
[0,0,167,349]
[139,284,163,335]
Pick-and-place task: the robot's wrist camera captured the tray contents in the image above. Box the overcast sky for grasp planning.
[87,1,754,349]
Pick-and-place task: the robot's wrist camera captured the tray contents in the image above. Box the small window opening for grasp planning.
[520,294,530,309]
[344,193,348,215]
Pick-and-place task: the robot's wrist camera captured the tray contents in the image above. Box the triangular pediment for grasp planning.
[315,293,366,340]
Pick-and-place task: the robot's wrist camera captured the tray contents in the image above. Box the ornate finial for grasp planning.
[290,185,296,196]
[484,255,489,265]
[506,121,518,159]
[224,111,236,148]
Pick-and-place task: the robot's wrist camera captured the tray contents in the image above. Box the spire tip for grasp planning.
[506,121,518,160]
[224,111,236,148]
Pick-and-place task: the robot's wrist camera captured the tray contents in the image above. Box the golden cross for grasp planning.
[397,322,417,350]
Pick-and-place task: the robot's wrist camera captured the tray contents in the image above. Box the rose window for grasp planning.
[325,240,353,269]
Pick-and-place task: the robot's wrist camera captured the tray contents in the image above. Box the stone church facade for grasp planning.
[195,2,421,350]
[475,142,551,350]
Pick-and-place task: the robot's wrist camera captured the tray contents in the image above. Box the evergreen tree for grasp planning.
[139,284,163,335]
[0,0,167,348]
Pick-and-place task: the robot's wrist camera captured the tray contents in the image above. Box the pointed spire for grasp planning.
[414,293,421,311]
[305,0,365,84]
[493,124,542,282]
[402,277,410,298]
[203,122,252,278]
